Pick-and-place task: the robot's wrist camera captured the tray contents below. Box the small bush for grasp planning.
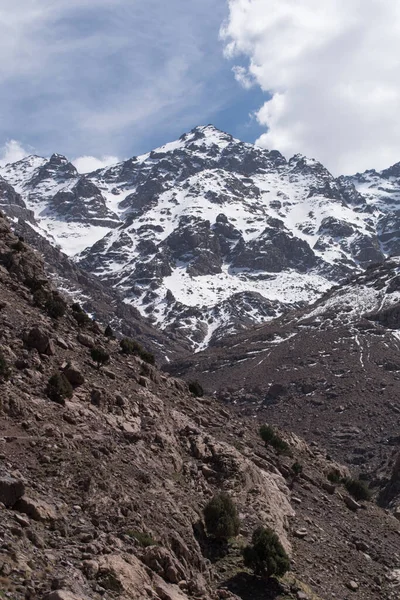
[292,462,303,476]
[46,372,73,404]
[272,437,291,456]
[259,424,291,456]
[203,492,240,541]
[243,526,290,579]
[11,240,25,252]
[127,530,156,547]
[91,347,110,369]
[120,337,155,365]
[26,276,45,292]
[344,478,372,501]
[0,352,10,381]
[140,349,155,365]
[104,324,115,339]
[45,293,67,319]
[33,288,48,307]
[327,470,341,484]
[188,380,204,397]
[259,425,276,445]
[120,337,139,355]
[72,308,91,328]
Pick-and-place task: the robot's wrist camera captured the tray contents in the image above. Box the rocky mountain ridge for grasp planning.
[0,210,400,600]
[1,125,400,350]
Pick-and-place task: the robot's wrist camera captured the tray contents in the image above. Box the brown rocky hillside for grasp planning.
[0,212,399,600]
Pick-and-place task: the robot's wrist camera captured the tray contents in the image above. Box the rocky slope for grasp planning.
[2,126,400,350]
[0,211,400,599]
[167,258,400,505]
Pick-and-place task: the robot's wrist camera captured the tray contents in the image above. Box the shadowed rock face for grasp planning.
[48,178,120,227]
[30,153,78,186]
[0,176,36,224]
[231,228,317,273]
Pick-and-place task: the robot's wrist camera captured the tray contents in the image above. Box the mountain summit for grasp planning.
[1,125,399,350]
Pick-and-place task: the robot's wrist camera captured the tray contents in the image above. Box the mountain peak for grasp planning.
[180,124,235,147]
[48,152,71,165]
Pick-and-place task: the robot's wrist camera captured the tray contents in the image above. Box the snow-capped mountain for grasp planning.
[0,124,399,350]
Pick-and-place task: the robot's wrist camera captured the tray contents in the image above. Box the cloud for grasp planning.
[232,66,255,90]
[0,0,230,160]
[72,155,120,173]
[222,0,400,174]
[0,140,30,167]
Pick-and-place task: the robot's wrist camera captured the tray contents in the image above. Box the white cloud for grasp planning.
[222,0,400,174]
[232,65,255,89]
[72,155,120,173]
[0,140,30,166]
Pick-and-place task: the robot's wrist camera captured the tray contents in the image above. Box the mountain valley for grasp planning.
[0,205,399,600]
[1,126,400,599]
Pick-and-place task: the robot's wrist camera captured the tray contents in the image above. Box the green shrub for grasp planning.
[127,530,156,547]
[72,306,91,327]
[344,478,372,501]
[46,372,73,404]
[104,324,115,338]
[33,288,48,307]
[203,492,240,541]
[243,526,290,579]
[11,240,25,252]
[188,380,204,397]
[292,462,303,476]
[120,337,155,365]
[0,351,10,381]
[259,425,276,445]
[45,293,67,319]
[272,437,291,456]
[327,470,341,484]
[120,337,139,355]
[140,349,155,365]
[26,276,45,292]
[91,347,110,369]
[259,424,291,456]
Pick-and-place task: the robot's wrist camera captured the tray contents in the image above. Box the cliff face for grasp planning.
[0,212,399,600]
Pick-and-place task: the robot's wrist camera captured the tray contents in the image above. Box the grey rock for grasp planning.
[0,476,25,507]
[63,362,85,386]
[77,333,95,348]
[23,326,54,355]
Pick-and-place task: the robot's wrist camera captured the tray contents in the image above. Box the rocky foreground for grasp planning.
[0,212,399,600]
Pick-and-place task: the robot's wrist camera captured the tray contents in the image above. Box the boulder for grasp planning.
[343,495,361,511]
[82,559,99,579]
[0,476,25,507]
[142,546,186,584]
[23,326,55,355]
[154,576,191,600]
[347,580,359,592]
[77,333,95,348]
[15,496,57,521]
[62,362,85,386]
[96,554,190,600]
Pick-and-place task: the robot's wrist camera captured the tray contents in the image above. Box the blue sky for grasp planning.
[1,1,400,174]
[0,0,265,166]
